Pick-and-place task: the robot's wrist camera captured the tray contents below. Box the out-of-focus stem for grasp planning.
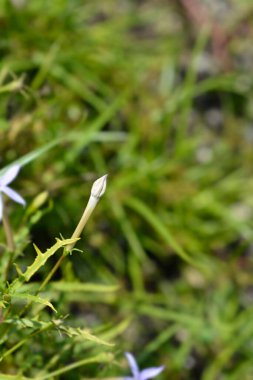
[2,203,15,252]
[2,199,16,282]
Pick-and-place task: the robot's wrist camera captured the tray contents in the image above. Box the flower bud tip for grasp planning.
[91,174,108,199]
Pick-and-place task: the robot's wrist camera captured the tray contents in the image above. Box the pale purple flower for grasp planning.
[0,164,26,220]
[124,352,164,380]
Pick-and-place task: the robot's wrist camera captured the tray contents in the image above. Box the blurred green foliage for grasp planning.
[1,0,253,379]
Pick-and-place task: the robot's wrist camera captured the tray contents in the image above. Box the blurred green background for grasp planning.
[1,0,253,379]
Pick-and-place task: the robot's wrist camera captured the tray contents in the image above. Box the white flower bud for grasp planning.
[91,174,108,199]
[66,174,108,251]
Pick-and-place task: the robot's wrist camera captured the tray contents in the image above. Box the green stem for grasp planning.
[66,196,97,251]
[2,201,15,252]
[2,201,15,308]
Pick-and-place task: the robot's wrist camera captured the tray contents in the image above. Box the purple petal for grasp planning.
[0,165,21,187]
[125,352,140,378]
[124,378,135,380]
[0,194,2,221]
[140,366,165,380]
[2,186,26,206]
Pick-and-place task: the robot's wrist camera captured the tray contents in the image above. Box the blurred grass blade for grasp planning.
[100,318,132,341]
[125,196,198,267]
[40,353,113,379]
[0,76,24,94]
[0,138,63,177]
[64,87,132,163]
[51,64,107,112]
[139,304,203,327]
[49,281,119,293]
[0,129,127,178]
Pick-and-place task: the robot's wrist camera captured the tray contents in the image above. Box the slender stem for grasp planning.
[2,199,16,283]
[39,196,98,292]
[38,254,65,293]
[2,202,15,252]
[66,196,97,250]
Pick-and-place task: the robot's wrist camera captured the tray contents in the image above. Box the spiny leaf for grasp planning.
[11,293,57,313]
[13,263,24,276]
[23,237,79,282]
[3,317,62,330]
[33,243,43,257]
[58,325,113,346]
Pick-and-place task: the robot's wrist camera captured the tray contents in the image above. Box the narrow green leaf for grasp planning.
[140,304,203,327]
[40,353,113,379]
[8,237,78,299]
[100,317,132,341]
[49,282,119,293]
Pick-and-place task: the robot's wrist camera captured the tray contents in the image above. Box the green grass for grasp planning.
[1,0,253,379]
